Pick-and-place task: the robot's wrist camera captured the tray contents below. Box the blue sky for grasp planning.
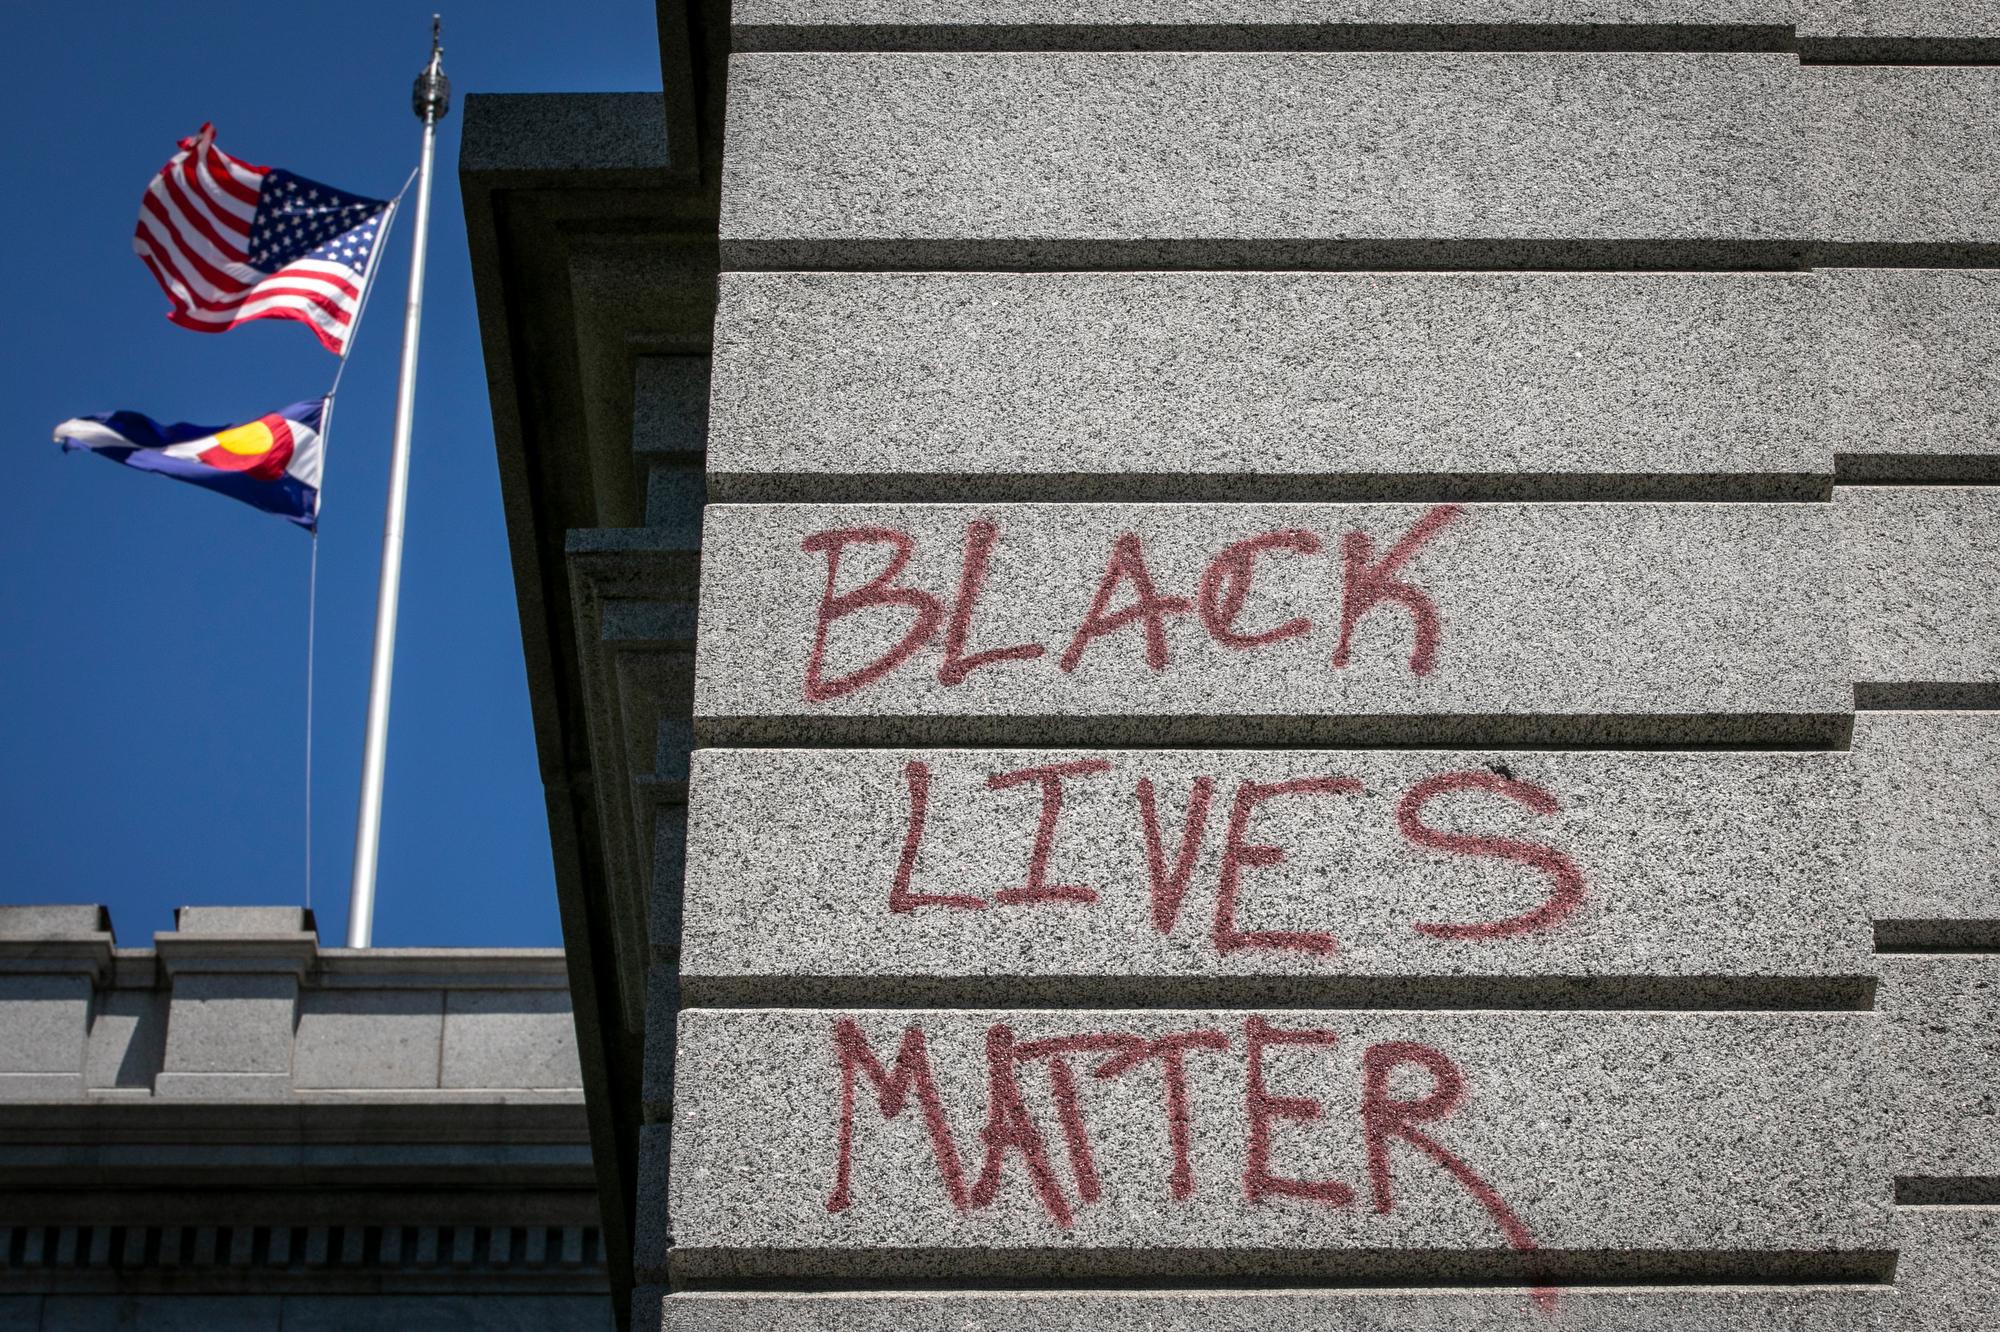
[0,2,663,946]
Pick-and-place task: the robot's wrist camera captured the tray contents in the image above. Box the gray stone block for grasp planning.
[0,904,115,1099]
[719,52,1801,269]
[0,975,91,1083]
[644,1287,1891,1331]
[1822,270,2000,485]
[692,502,1849,746]
[633,356,712,457]
[1808,66,2000,253]
[149,1070,293,1101]
[729,0,2000,58]
[440,990,583,1090]
[1897,1205,2000,1332]
[667,1008,1887,1280]
[1881,955,2000,1189]
[730,0,1794,28]
[155,973,298,1098]
[82,988,169,1090]
[1802,1,2000,60]
[173,906,315,935]
[644,967,679,1115]
[651,809,687,956]
[292,989,445,1090]
[731,1,1803,51]
[681,748,1867,1006]
[0,904,111,938]
[708,271,1825,503]
[460,92,669,179]
[1838,488,2000,708]
[635,1122,673,1281]
[1855,713,2000,946]
[646,462,707,534]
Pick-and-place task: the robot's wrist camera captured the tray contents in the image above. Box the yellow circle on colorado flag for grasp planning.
[211,419,276,457]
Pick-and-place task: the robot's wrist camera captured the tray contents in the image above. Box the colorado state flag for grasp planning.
[54,398,326,530]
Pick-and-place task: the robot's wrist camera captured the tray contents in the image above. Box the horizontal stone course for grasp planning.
[732,1,1803,53]
[667,1007,1887,1278]
[731,1,2000,59]
[1839,488,2000,708]
[708,272,1825,502]
[441,991,584,1091]
[644,1286,1893,1330]
[1800,7,2000,69]
[680,748,1867,1005]
[293,990,446,1091]
[692,502,1849,746]
[732,0,1797,30]
[720,52,1801,267]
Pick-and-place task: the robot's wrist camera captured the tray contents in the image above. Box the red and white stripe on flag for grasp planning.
[132,124,389,356]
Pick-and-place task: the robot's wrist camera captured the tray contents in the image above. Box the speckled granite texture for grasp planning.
[680,748,1866,1003]
[708,272,1826,502]
[691,502,1848,746]
[1839,488,2000,707]
[720,52,1802,267]
[666,1008,1887,1278]
[639,1286,1894,1331]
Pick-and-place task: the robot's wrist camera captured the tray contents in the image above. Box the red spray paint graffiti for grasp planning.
[888,759,1588,947]
[799,508,1464,701]
[824,1015,1546,1305]
[1396,771,1587,940]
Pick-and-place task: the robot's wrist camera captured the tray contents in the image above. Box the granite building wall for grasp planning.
[461,3,2000,1328]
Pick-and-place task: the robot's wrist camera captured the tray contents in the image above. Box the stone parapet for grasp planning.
[0,905,580,1101]
[0,907,117,1102]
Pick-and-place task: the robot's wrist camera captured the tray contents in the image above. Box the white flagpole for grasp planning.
[348,16,450,948]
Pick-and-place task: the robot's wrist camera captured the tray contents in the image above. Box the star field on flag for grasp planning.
[133,124,391,355]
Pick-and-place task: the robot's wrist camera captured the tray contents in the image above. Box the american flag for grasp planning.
[133,124,391,356]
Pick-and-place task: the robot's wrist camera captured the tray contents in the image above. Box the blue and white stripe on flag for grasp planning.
[54,398,327,530]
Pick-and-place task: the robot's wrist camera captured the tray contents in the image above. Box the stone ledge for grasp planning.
[639,1285,1892,1331]
[460,92,672,184]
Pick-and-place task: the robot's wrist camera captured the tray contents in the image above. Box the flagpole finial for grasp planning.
[413,15,450,125]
